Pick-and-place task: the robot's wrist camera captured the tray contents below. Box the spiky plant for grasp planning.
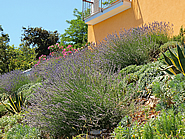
[1,92,26,114]
[161,45,185,75]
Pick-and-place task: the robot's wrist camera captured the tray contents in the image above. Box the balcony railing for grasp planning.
[82,0,131,24]
[82,0,122,19]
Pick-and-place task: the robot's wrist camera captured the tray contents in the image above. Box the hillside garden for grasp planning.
[0,21,185,139]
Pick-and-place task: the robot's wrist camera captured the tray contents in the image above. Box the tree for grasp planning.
[60,8,88,49]
[0,26,37,74]
[12,43,36,70]
[21,27,59,59]
[0,25,16,73]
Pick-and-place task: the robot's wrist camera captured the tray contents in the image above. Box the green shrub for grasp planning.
[119,63,185,112]
[119,64,142,75]
[113,67,185,138]
[152,74,185,111]
[119,61,165,98]
[113,109,185,138]
[17,82,42,100]
[5,124,40,139]
[0,104,7,117]
[0,114,23,138]
[143,109,185,138]
[172,25,185,45]
[159,41,180,53]
[112,115,138,139]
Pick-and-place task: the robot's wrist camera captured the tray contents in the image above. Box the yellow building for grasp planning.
[82,0,185,43]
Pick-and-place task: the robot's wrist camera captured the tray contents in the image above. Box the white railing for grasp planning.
[82,0,124,20]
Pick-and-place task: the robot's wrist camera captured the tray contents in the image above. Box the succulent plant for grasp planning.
[1,92,26,114]
[161,45,185,75]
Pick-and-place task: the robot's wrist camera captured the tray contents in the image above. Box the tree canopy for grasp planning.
[0,25,14,73]
[60,8,88,49]
[21,27,59,59]
[0,25,37,74]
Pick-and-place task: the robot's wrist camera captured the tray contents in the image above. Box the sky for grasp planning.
[0,0,82,47]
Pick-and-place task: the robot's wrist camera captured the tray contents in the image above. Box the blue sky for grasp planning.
[0,0,81,47]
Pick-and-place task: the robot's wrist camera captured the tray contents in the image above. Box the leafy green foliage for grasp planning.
[7,44,36,72]
[5,124,40,139]
[0,25,16,74]
[14,43,36,70]
[17,83,41,99]
[113,61,185,139]
[0,44,36,73]
[119,64,142,75]
[113,65,185,138]
[0,114,23,138]
[60,8,88,49]
[0,104,7,118]
[172,25,185,45]
[151,110,185,138]
[157,41,180,61]
[21,27,59,59]
[102,0,116,5]
[0,25,37,73]
[160,41,180,53]
[112,115,137,139]
[152,74,185,111]
[119,61,165,98]
[113,109,185,138]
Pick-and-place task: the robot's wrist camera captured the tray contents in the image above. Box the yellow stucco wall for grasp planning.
[88,0,185,43]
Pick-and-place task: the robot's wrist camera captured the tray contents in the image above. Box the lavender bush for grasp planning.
[0,70,36,97]
[24,49,130,138]
[97,21,173,70]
